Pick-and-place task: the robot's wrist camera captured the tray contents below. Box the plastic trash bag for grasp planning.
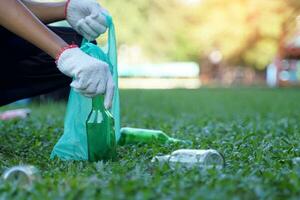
[50,15,120,161]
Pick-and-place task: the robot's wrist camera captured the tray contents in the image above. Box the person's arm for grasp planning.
[21,0,66,24]
[0,0,67,58]
[0,0,114,107]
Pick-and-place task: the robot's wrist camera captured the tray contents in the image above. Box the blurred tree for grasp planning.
[102,0,300,70]
[101,0,187,62]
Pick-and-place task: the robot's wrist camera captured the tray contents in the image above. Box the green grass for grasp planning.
[1,88,300,200]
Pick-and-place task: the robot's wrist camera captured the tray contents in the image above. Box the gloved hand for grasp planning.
[65,0,108,41]
[56,45,114,109]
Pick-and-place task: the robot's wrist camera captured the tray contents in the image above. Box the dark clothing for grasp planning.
[0,26,83,106]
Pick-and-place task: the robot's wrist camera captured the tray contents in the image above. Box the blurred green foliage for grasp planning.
[102,0,300,69]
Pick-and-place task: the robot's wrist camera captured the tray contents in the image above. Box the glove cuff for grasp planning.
[55,44,78,64]
[64,0,71,19]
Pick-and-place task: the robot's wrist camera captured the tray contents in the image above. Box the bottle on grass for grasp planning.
[118,127,192,145]
[3,165,40,188]
[86,95,116,161]
[152,149,225,169]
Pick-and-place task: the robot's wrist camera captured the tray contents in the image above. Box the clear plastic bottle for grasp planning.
[2,165,40,187]
[152,149,224,169]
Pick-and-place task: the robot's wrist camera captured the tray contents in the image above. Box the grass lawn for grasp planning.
[1,88,300,199]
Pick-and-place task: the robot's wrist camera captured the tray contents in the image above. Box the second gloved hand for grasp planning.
[56,46,114,109]
[66,0,108,41]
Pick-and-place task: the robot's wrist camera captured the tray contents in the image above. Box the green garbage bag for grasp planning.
[50,15,120,161]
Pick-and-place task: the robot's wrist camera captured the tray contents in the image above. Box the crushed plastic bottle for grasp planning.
[152,149,225,170]
[2,165,40,187]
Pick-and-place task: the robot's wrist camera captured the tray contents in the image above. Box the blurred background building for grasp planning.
[267,16,300,87]
[117,44,200,89]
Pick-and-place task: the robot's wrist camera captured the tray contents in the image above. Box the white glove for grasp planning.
[66,0,108,41]
[56,46,114,109]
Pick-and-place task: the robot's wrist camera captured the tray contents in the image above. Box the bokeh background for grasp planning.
[51,0,300,90]
[33,0,300,101]
[99,0,300,88]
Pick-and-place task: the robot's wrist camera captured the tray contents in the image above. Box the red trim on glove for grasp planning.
[64,0,71,19]
[55,44,78,63]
